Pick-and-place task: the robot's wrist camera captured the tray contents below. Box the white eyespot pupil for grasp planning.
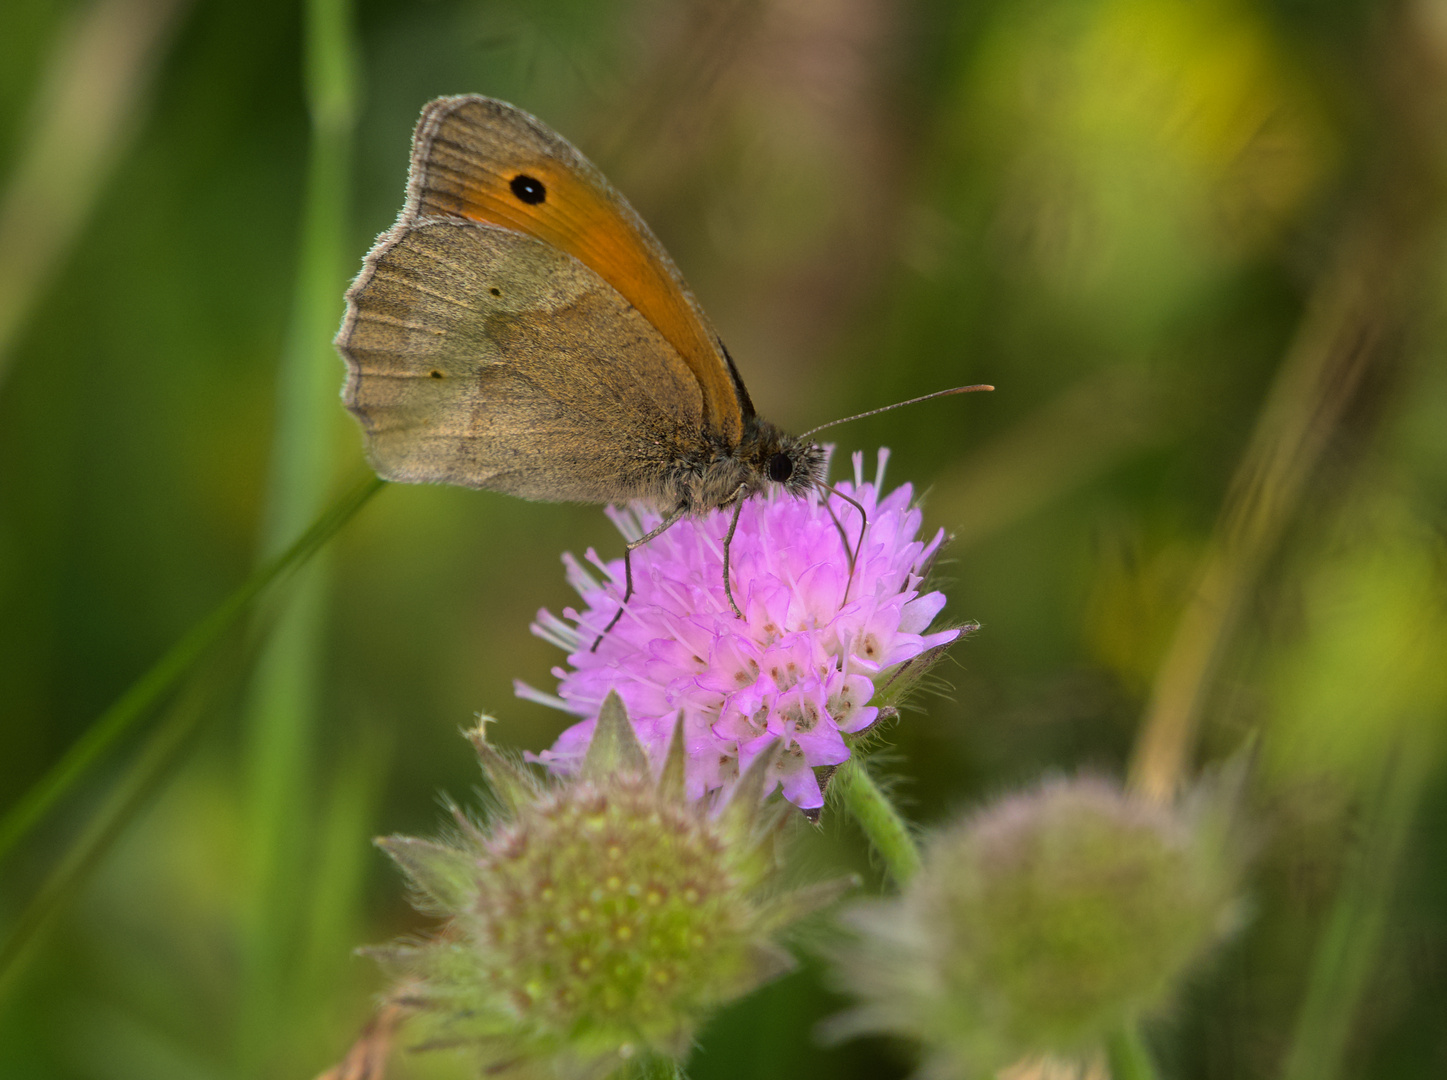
[510,174,546,204]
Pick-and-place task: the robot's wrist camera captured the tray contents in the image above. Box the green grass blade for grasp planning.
[0,0,191,389]
[1106,1025,1162,1080]
[0,655,232,998]
[1279,734,1435,1080]
[0,472,384,869]
[234,0,360,1069]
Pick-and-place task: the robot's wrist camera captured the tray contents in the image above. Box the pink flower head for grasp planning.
[517,450,962,810]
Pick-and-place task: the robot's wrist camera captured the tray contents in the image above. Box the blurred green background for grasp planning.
[2,0,1446,1077]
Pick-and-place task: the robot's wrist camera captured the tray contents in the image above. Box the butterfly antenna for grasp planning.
[801,384,994,439]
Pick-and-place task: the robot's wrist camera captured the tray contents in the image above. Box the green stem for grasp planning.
[1106,1025,1162,1080]
[0,472,384,867]
[837,757,922,884]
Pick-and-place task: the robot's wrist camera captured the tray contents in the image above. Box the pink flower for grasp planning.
[517,451,963,810]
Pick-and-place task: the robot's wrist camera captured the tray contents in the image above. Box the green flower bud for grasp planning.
[372,692,850,1078]
[826,777,1242,1077]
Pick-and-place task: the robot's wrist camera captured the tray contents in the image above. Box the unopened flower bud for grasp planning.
[826,776,1242,1077]
[373,691,850,1078]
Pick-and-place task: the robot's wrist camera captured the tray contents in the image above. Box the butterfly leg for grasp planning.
[819,484,868,607]
[720,489,749,619]
[590,505,689,652]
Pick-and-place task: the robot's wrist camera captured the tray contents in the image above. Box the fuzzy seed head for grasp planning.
[827,777,1241,1077]
[468,774,748,1035]
[375,695,850,1078]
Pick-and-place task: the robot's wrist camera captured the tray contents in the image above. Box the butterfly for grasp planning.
[335,96,987,641]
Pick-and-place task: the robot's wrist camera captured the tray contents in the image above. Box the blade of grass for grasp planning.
[0,471,384,868]
[1128,206,1437,804]
[0,0,192,390]
[1126,9,1447,802]
[235,0,359,1069]
[297,718,392,1021]
[1279,732,1436,1080]
[0,650,239,999]
[1106,1025,1162,1080]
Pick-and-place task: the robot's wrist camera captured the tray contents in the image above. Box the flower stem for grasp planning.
[837,757,922,884]
[1105,1025,1161,1080]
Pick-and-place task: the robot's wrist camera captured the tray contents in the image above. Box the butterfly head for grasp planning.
[746,421,826,499]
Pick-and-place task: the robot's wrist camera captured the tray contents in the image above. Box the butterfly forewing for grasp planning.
[339,219,708,502]
[406,96,745,442]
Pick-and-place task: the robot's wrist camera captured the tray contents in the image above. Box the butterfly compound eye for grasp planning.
[767,451,794,483]
[509,174,547,205]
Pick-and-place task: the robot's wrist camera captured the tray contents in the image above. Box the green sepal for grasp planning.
[622,1050,688,1080]
[466,722,537,814]
[582,689,649,779]
[441,794,489,848]
[657,711,687,799]
[739,939,798,989]
[755,875,858,933]
[726,797,790,882]
[718,739,781,839]
[375,835,479,914]
[872,638,959,710]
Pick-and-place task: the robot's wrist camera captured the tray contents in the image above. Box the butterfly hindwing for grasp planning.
[338,218,708,503]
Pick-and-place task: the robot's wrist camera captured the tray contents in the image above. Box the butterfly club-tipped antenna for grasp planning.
[806,382,994,605]
[799,383,994,440]
[590,383,994,652]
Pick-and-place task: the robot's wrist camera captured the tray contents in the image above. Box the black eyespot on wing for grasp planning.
[430,370,445,379]
[767,451,794,483]
[489,286,501,296]
[510,174,546,204]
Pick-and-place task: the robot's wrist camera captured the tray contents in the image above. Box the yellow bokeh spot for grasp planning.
[963,0,1334,317]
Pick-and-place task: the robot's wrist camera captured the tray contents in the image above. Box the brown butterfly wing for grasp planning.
[338,218,708,502]
[402,94,746,444]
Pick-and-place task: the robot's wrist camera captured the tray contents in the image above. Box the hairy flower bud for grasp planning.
[372,692,850,1078]
[826,777,1242,1077]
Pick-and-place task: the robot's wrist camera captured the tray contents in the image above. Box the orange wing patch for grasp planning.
[409,97,744,444]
